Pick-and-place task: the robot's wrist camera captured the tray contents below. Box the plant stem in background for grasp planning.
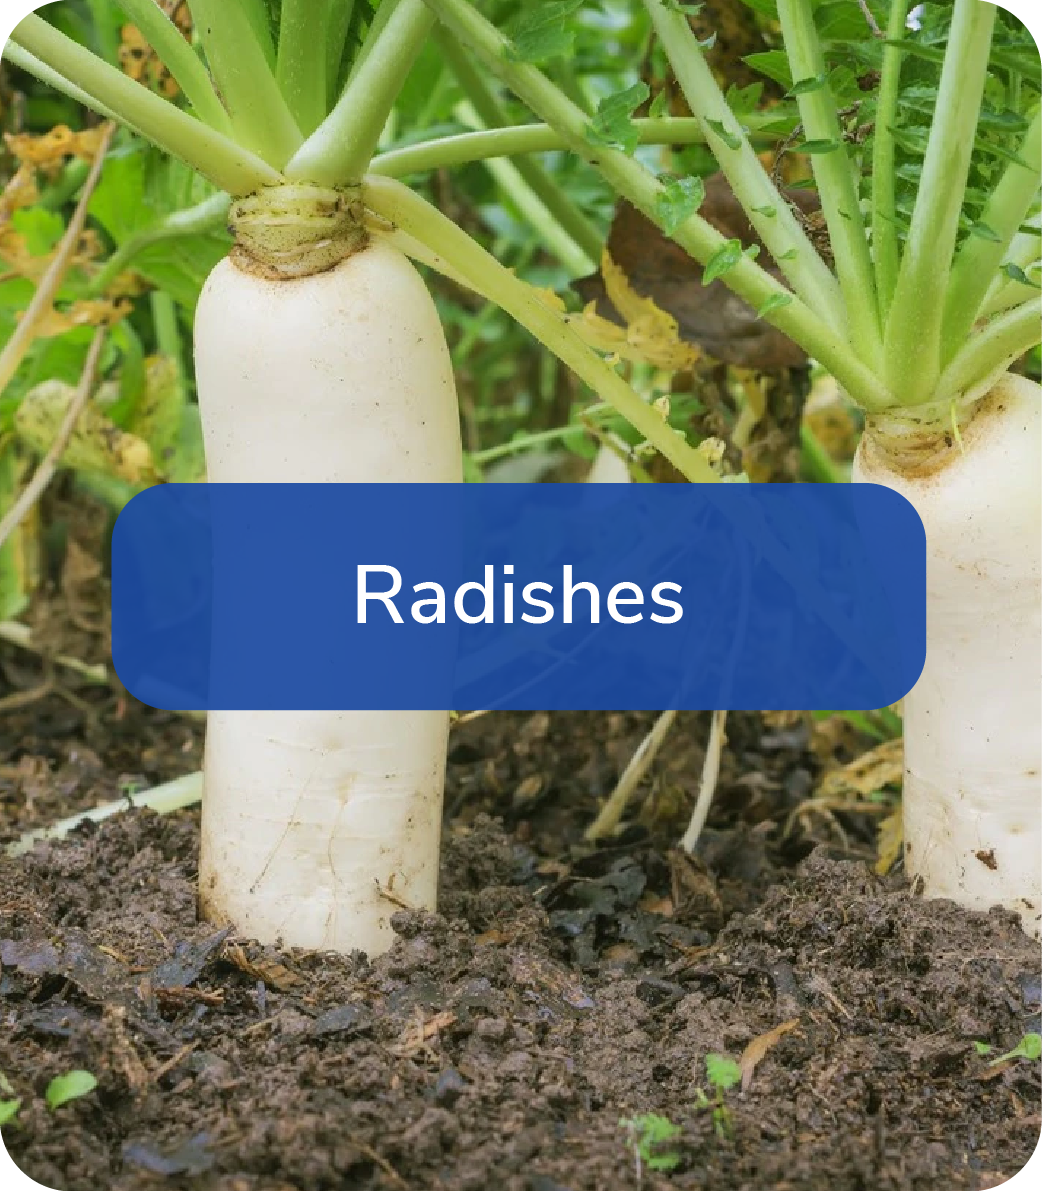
[776,0,881,363]
[114,0,232,133]
[276,0,330,136]
[369,116,781,176]
[871,0,910,320]
[182,0,302,167]
[421,0,893,412]
[364,175,724,483]
[7,19,279,194]
[942,106,1043,360]
[882,0,996,404]
[642,0,844,333]
[87,191,231,297]
[286,0,435,184]
[933,296,1043,401]
[455,102,593,274]
[0,328,106,552]
[233,0,277,68]
[437,26,604,263]
[327,0,360,99]
[0,122,114,393]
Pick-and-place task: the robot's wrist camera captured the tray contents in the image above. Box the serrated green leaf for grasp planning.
[706,1053,742,1089]
[742,50,792,90]
[801,139,844,154]
[45,1070,97,1110]
[649,88,670,119]
[706,119,742,151]
[0,1099,20,1126]
[703,239,744,284]
[726,82,764,115]
[505,0,585,64]
[586,83,650,156]
[789,73,828,96]
[656,175,706,235]
[757,292,793,316]
[1002,262,1041,288]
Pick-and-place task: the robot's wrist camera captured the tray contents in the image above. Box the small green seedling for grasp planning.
[975,1032,1042,1066]
[0,1073,20,1126]
[44,1070,97,1110]
[619,1112,682,1179]
[695,1053,742,1140]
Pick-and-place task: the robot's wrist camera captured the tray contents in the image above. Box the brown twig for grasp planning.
[0,121,115,394]
[0,325,107,551]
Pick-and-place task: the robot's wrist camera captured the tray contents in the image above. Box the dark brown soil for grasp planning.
[1,692,1040,1191]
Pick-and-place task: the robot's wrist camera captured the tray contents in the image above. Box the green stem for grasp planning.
[364,174,723,482]
[459,105,593,274]
[776,0,880,361]
[470,423,585,465]
[344,0,402,85]
[979,229,1042,319]
[871,0,909,320]
[932,298,1042,401]
[883,0,996,404]
[642,0,843,334]
[369,116,782,176]
[88,191,231,295]
[420,0,893,412]
[113,0,232,133]
[5,21,279,195]
[235,0,277,69]
[39,158,91,209]
[150,290,183,376]
[285,0,435,185]
[276,0,329,135]
[941,106,1043,362]
[327,0,359,99]
[437,26,604,263]
[184,0,302,167]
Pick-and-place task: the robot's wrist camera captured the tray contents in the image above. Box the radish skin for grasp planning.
[193,224,462,955]
[853,372,1041,936]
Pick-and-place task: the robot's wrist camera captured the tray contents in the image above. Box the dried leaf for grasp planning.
[15,380,157,484]
[567,251,698,372]
[26,297,132,338]
[222,944,303,991]
[740,1018,799,1091]
[5,126,108,172]
[875,809,904,876]
[818,737,904,801]
[151,927,231,990]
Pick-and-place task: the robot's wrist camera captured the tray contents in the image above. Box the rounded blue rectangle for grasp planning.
[111,483,926,711]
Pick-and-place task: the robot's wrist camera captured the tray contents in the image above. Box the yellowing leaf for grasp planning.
[567,251,698,372]
[26,297,132,339]
[4,125,108,172]
[817,737,904,801]
[15,380,157,484]
[875,809,904,876]
[0,164,40,224]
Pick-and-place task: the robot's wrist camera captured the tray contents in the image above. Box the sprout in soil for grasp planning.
[4,0,1039,952]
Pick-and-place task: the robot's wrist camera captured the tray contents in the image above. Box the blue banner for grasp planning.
[111,483,925,711]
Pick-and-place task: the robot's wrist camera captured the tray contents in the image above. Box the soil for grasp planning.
[1,627,1041,1190]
